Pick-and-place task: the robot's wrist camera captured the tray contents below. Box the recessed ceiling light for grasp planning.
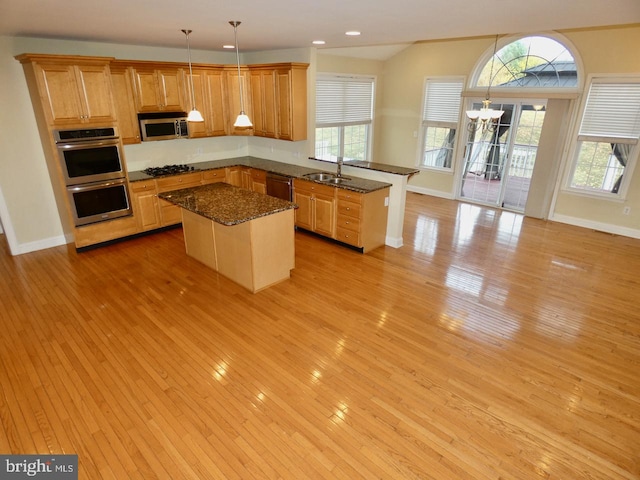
[312,40,326,45]
[223,44,234,49]
[345,31,361,36]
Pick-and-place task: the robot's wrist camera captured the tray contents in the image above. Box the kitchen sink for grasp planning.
[323,177,351,184]
[303,172,336,181]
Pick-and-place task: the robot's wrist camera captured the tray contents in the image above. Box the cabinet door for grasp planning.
[75,64,116,123]
[156,69,184,111]
[225,67,253,135]
[110,67,141,144]
[131,180,160,231]
[203,69,227,136]
[293,189,313,231]
[314,193,336,238]
[133,69,159,112]
[186,70,207,138]
[250,70,276,138]
[36,63,84,125]
[276,69,293,140]
[226,167,243,187]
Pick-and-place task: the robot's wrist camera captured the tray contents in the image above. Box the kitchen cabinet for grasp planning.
[336,187,390,252]
[131,64,185,112]
[249,169,267,194]
[156,172,203,225]
[201,168,227,184]
[293,179,336,238]
[275,64,308,141]
[130,179,161,231]
[187,67,227,138]
[249,69,277,138]
[226,166,243,187]
[110,63,141,144]
[224,66,253,136]
[16,54,117,126]
[248,63,308,141]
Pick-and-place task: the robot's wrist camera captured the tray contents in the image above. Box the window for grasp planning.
[420,78,464,169]
[568,79,640,196]
[315,74,374,161]
[476,36,577,89]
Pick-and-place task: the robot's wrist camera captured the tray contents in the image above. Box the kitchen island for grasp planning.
[159,183,297,293]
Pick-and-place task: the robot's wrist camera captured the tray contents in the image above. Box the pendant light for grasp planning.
[466,34,504,133]
[181,29,204,122]
[229,21,252,128]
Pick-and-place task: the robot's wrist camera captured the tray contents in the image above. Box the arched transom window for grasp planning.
[475,36,577,89]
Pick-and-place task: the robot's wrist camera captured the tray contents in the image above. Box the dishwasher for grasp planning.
[266,173,293,201]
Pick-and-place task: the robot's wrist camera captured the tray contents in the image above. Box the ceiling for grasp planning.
[2,0,639,59]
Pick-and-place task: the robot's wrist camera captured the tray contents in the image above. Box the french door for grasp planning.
[459,100,546,211]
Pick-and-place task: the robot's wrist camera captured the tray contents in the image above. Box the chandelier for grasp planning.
[466,35,504,133]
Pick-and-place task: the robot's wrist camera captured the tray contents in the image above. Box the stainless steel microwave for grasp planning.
[139,113,189,141]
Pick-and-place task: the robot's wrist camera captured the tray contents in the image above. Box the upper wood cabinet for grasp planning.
[131,63,186,112]
[187,67,227,138]
[110,63,141,144]
[275,64,308,141]
[224,66,254,136]
[249,63,308,141]
[16,54,117,127]
[250,69,277,138]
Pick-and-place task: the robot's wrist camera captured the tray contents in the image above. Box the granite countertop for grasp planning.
[308,157,420,177]
[128,156,396,194]
[158,182,296,226]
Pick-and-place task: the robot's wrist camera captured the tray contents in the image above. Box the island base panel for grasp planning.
[181,208,295,293]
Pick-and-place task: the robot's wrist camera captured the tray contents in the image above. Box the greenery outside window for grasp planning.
[420,78,464,169]
[568,79,640,196]
[315,74,374,161]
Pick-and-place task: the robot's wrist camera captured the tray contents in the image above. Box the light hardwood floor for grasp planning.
[1,192,639,479]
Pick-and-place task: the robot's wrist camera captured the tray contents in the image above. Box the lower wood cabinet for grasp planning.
[130,179,161,231]
[155,172,203,226]
[293,179,336,238]
[336,187,389,252]
[249,168,267,194]
[201,168,227,185]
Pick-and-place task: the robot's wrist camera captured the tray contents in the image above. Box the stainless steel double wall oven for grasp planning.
[55,127,132,226]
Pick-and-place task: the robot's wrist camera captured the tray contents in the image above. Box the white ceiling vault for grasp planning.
[1,0,639,57]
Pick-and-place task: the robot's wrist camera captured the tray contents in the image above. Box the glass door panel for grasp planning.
[459,101,545,212]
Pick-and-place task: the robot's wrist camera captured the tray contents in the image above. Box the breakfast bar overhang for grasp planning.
[159,182,297,293]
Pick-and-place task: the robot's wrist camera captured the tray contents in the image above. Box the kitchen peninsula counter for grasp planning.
[159,183,296,293]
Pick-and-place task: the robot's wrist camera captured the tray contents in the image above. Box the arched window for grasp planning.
[475,36,577,89]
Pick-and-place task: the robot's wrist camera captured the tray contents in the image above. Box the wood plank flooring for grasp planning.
[1,192,639,479]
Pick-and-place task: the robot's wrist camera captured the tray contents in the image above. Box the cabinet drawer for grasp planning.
[337,200,361,219]
[294,179,335,197]
[337,214,360,232]
[336,227,361,247]
[336,189,363,204]
[202,168,226,183]
[156,172,202,191]
[130,179,157,193]
[250,169,267,182]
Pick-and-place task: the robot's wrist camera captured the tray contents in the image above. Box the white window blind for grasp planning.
[422,79,464,125]
[579,82,640,140]
[316,76,374,126]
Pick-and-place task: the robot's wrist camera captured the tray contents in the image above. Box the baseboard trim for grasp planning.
[550,214,640,239]
[406,185,455,199]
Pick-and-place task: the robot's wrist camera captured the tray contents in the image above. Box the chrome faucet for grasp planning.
[336,157,343,178]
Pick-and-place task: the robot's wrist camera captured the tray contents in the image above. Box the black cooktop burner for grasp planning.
[143,164,198,177]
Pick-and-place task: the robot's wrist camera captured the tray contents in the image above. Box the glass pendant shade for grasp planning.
[234,113,252,127]
[187,109,204,122]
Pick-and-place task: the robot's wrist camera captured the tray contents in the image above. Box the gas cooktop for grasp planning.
[143,164,198,177]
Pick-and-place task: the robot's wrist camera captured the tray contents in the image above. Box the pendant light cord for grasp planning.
[231,21,246,114]
[181,29,198,112]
